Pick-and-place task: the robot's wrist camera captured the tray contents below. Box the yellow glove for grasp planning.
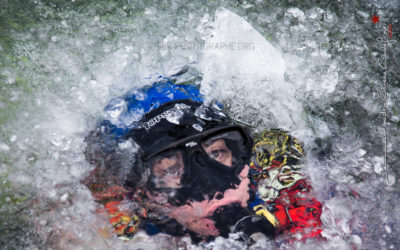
[253,204,279,228]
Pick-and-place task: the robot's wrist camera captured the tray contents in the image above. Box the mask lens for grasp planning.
[144,127,251,188]
[202,130,247,167]
[149,150,184,189]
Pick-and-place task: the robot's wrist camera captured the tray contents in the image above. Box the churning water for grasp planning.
[0,0,399,249]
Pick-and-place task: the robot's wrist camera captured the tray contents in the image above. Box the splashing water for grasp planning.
[0,0,399,249]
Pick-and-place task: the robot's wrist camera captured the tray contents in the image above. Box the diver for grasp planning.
[83,77,322,243]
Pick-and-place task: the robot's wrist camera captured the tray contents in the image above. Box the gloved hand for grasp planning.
[105,201,140,240]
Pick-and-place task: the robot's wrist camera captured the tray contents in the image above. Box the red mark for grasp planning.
[388,24,392,38]
[371,15,379,24]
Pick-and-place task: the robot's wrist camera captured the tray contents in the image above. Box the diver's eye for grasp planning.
[209,149,228,160]
[203,138,233,167]
[165,164,182,176]
[154,163,181,177]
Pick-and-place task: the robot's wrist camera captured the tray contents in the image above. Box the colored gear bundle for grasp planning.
[248,129,323,240]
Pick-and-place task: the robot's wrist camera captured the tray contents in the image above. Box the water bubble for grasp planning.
[48,189,57,199]
[372,156,384,174]
[87,80,96,88]
[104,98,126,121]
[356,149,366,157]
[27,153,38,164]
[357,11,369,19]
[351,235,362,246]
[60,193,69,202]
[118,139,139,154]
[387,174,395,185]
[0,143,10,151]
[306,8,324,20]
[324,10,336,23]
[7,77,15,84]
[50,134,64,148]
[10,135,17,142]
[384,225,392,234]
[286,8,305,22]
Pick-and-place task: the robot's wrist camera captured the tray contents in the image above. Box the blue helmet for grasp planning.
[100,77,205,141]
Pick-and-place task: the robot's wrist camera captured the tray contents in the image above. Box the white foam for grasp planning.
[201,7,285,86]
[200,8,304,132]
[0,143,10,151]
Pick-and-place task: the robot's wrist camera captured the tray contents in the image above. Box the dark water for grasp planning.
[0,0,399,249]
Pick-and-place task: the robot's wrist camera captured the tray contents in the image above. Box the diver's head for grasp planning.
[128,99,254,238]
[129,99,252,203]
[84,80,260,239]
